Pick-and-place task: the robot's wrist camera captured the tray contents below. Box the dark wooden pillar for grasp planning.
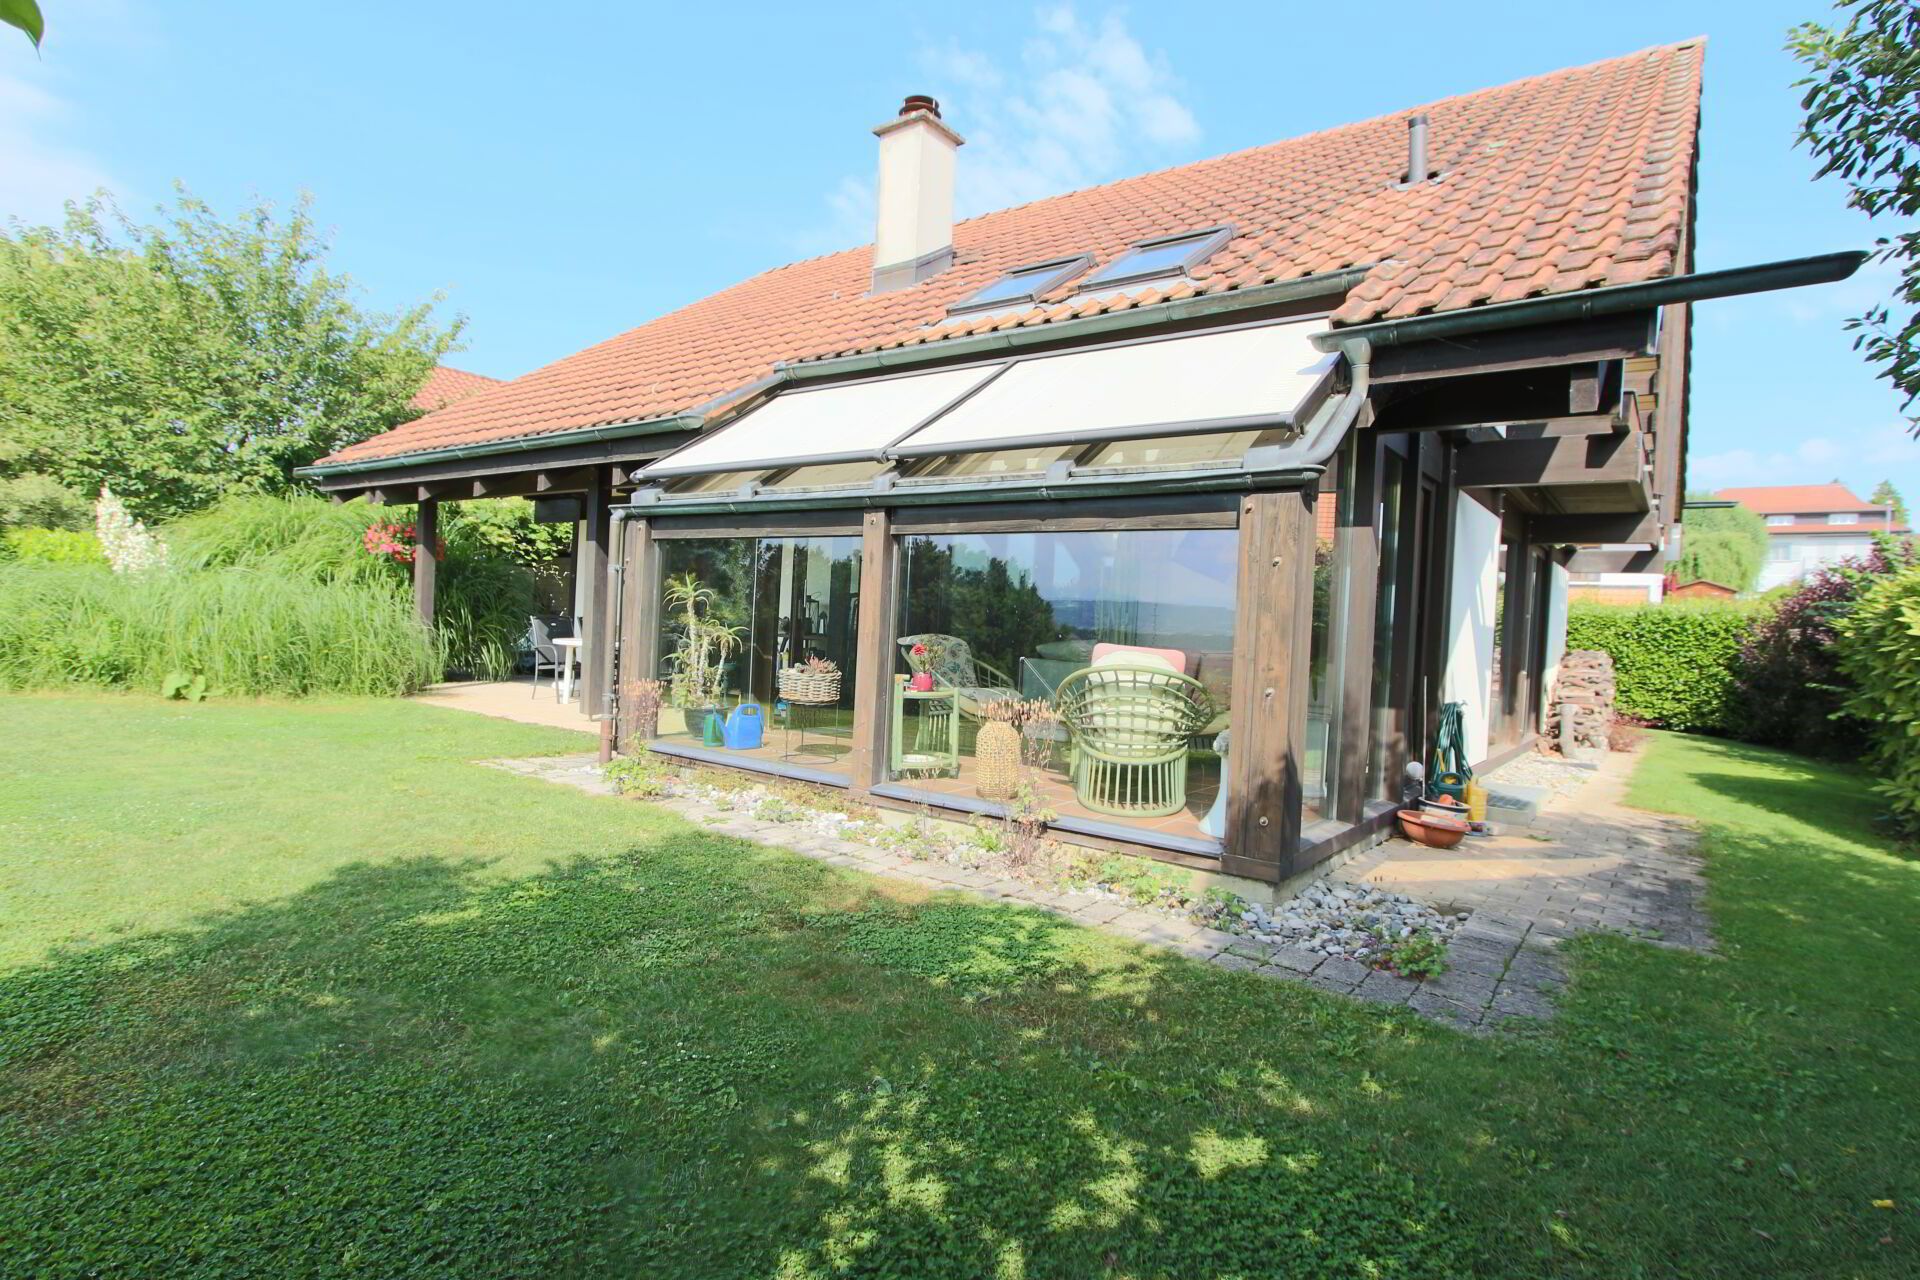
[1333,435,1380,824]
[614,516,659,752]
[848,509,898,794]
[1221,486,1317,884]
[581,467,613,714]
[412,499,438,627]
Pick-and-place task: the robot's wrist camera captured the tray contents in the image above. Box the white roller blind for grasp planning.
[644,363,997,477]
[892,319,1334,456]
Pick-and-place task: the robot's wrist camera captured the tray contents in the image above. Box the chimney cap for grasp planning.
[899,94,941,118]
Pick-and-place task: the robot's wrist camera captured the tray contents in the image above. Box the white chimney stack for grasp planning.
[871,94,964,292]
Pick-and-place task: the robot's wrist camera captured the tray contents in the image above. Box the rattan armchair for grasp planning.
[1054,662,1217,817]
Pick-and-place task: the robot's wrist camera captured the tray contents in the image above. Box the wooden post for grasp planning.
[581,467,613,715]
[412,498,438,627]
[613,516,658,752]
[1333,436,1380,824]
[1221,487,1316,884]
[847,509,898,794]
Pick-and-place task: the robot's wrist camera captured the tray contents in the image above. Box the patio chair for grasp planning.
[1054,661,1217,818]
[528,615,573,701]
[897,633,1018,733]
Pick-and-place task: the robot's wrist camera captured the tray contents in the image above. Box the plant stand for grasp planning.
[889,679,959,777]
[784,695,841,763]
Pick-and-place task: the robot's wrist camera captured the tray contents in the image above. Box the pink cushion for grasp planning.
[1091,642,1189,674]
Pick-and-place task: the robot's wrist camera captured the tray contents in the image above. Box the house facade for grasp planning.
[301,42,1862,893]
[1717,483,1909,590]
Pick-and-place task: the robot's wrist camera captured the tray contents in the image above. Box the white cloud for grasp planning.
[790,5,1201,254]
[1692,422,1920,494]
[936,5,1200,216]
[0,71,113,226]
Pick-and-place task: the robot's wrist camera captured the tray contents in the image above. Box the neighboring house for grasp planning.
[299,43,1862,893]
[411,365,502,412]
[1717,483,1909,590]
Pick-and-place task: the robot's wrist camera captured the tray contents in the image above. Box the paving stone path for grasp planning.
[484,747,1710,1033]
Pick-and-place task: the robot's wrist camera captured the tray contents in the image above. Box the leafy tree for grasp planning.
[1672,494,1769,592]
[1789,0,1920,430]
[0,189,460,523]
[1870,478,1909,524]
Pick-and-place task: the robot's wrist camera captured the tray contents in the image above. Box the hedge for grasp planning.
[1564,602,1753,733]
[1835,564,1920,837]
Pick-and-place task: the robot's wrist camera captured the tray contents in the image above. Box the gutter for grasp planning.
[1308,251,1867,352]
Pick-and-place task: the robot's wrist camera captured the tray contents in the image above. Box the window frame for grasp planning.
[946,254,1095,316]
[1077,225,1236,292]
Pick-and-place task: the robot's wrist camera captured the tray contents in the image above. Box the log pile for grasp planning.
[1549,649,1615,762]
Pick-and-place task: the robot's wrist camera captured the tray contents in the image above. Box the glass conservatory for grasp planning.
[610,314,1428,885]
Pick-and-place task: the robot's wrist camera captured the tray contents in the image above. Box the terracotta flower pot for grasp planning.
[1398,809,1468,849]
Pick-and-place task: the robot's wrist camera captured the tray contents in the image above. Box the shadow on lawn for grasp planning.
[0,829,1491,1279]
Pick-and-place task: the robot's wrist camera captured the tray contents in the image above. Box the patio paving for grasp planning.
[412,678,597,735]
[487,745,1711,1032]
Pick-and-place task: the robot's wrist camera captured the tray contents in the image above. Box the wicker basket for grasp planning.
[975,719,1020,799]
[778,667,842,704]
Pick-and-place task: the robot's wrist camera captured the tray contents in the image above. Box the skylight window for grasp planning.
[948,256,1093,315]
[1079,226,1234,290]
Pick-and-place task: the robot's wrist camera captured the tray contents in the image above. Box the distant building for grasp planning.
[1667,578,1737,602]
[1717,483,1908,590]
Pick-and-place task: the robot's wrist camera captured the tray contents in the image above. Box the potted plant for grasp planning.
[778,655,841,704]
[907,641,935,691]
[663,573,743,728]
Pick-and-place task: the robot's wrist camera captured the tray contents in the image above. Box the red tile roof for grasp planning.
[409,365,502,411]
[328,41,1704,467]
[1716,483,1884,515]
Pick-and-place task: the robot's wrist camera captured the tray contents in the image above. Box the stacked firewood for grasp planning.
[1548,649,1615,761]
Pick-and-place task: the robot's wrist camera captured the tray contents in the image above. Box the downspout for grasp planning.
[601,507,640,761]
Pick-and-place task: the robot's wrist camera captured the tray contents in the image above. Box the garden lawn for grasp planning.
[1,697,1914,1278]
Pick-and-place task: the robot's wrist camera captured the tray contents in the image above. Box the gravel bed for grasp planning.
[1235,879,1465,964]
[1482,751,1597,798]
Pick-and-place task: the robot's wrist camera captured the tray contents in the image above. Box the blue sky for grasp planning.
[3,1,1915,504]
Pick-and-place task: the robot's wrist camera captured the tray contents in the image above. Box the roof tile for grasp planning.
[328,40,1705,465]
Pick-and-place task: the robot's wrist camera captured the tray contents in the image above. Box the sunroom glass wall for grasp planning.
[653,536,862,778]
[892,529,1236,846]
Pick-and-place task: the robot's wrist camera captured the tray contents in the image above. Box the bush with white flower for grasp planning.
[94,487,169,574]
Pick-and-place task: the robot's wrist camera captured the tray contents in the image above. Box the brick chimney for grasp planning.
[871,95,964,292]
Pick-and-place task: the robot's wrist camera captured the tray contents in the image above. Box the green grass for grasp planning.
[0,703,1913,1278]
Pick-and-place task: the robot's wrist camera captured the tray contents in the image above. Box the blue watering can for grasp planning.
[722,701,765,750]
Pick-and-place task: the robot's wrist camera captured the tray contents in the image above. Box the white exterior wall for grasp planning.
[1441,494,1501,765]
[1758,537,1876,590]
[1541,562,1570,726]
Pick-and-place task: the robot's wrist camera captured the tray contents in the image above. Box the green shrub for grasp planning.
[2,527,105,564]
[1564,602,1753,733]
[0,473,92,531]
[0,563,439,696]
[1834,564,1920,836]
[167,494,534,680]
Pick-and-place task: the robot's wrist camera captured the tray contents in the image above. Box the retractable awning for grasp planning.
[889,319,1335,457]
[638,316,1337,481]
[640,363,999,478]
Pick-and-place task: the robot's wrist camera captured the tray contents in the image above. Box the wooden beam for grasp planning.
[1369,364,1624,434]
[848,509,899,794]
[535,468,593,494]
[306,429,702,494]
[581,467,614,714]
[412,499,438,626]
[1370,310,1657,384]
[613,517,659,751]
[1221,487,1316,884]
[1332,434,1379,824]
[1565,547,1661,573]
[1454,431,1643,489]
[1529,510,1662,547]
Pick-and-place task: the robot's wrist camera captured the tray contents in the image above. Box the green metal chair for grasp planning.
[1054,663,1217,818]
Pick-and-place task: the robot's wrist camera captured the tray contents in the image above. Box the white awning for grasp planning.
[889,318,1336,457]
[641,363,999,478]
[640,316,1337,481]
